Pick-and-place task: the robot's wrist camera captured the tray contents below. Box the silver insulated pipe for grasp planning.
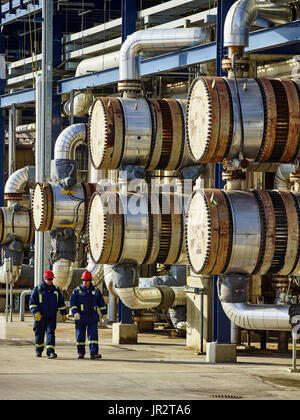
[224,0,293,48]
[119,27,210,83]
[54,123,86,160]
[218,275,292,331]
[274,164,295,191]
[4,166,35,196]
[106,265,186,311]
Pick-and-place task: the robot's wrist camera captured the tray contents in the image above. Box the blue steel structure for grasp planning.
[117,0,137,326]
[213,0,235,344]
[1,20,300,107]
[1,0,300,337]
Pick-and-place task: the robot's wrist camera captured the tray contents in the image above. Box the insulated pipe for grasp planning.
[0,261,21,285]
[54,123,87,161]
[224,0,293,50]
[274,164,295,190]
[107,265,186,311]
[63,51,119,117]
[4,166,35,198]
[218,274,291,331]
[119,27,210,85]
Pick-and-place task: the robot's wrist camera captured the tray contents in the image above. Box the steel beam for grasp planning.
[1,0,43,26]
[1,20,300,106]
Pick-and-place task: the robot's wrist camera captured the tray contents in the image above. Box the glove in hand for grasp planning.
[35,312,42,322]
[74,313,81,320]
[62,314,67,323]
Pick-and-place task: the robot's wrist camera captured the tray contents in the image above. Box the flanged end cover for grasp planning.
[88,97,124,170]
[185,189,231,275]
[88,192,109,264]
[88,191,123,264]
[185,189,212,274]
[32,182,54,231]
[186,77,217,163]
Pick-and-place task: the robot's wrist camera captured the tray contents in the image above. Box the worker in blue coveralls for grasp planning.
[70,270,107,359]
[29,270,67,359]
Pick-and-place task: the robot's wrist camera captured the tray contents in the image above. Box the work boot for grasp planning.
[90,354,102,360]
[36,353,42,358]
[47,352,57,359]
[78,354,85,359]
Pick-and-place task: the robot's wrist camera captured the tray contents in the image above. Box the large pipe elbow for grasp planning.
[108,265,186,310]
[4,166,35,197]
[218,275,291,331]
[224,0,293,48]
[119,27,210,82]
[54,123,87,160]
[274,164,295,190]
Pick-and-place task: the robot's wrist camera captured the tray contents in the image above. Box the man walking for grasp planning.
[29,270,67,358]
[70,270,107,359]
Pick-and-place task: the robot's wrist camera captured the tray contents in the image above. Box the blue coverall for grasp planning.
[70,284,107,356]
[29,282,67,356]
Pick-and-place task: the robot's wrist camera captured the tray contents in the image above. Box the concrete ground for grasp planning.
[1,315,300,401]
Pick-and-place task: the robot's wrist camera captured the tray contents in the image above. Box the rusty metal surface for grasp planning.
[32,182,54,232]
[106,192,123,263]
[200,189,220,274]
[88,192,112,264]
[185,189,231,275]
[252,189,276,275]
[156,99,173,169]
[185,189,210,274]
[277,191,299,275]
[199,78,220,163]
[211,189,231,274]
[279,79,300,162]
[257,78,277,163]
[163,99,184,170]
[186,77,217,163]
[88,97,124,170]
[290,192,300,275]
[212,77,232,163]
[143,192,161,265]
[146,99,163,171]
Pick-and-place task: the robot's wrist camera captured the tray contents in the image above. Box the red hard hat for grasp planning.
[81,271,92,280]
[43,270,55,279]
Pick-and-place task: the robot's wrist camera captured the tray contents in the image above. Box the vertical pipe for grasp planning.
[39,0,54,278]
[117,0,137,325]
[34,75,44,286]
[213,0,235,343]
[0,35,5,266]
[8,104,16,177]
[290,330,300,372]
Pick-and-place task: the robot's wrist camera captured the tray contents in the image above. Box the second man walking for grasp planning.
[70,271,107,359]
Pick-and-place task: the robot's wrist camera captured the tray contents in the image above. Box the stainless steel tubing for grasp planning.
[51,183,86,232]
[225,78,264,160]
[218,274,291,331]
[118,192,149,265]
[222,302,291,331]
[118,98,152,167]
[117,286,163,310]
[0,207,33,244]
[225,191,261,275]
